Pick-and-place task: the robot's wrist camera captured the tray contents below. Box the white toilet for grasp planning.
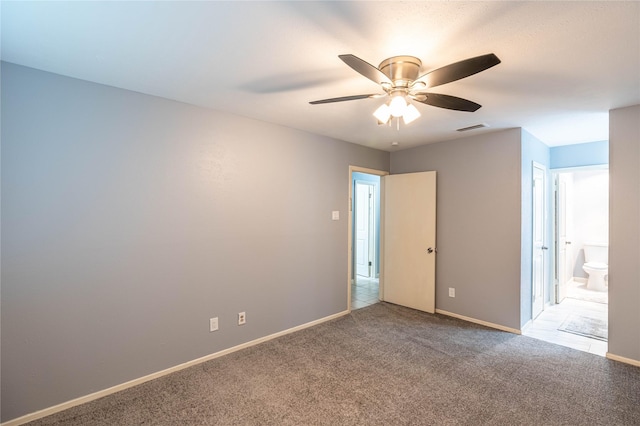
[582,243,608,291]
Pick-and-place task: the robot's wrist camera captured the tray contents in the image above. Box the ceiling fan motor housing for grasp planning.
[378,56,422,88]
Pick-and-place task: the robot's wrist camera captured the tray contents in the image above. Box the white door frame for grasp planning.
[553,172,571,304]
[532,162,548,319]
[348,166,388,311]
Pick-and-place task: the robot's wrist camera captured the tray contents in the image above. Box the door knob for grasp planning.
[427,247,437,254]
[542,246,549,250]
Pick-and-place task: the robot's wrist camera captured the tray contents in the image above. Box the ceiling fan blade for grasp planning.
[309,94,379,104]
[338,54,393,86]
[412,93,481,112]
[414,53,501,89]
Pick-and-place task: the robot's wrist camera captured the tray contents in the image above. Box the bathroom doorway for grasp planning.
[524,166,609,356]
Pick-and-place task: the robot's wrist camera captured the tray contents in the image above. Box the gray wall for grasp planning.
[0,62,390,422]
[390,129,522,330]
[608,104,640,361]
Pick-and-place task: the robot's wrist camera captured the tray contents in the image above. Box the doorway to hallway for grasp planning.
[347,167,437,312]
[349,168,384,310]
[352,179,379,309]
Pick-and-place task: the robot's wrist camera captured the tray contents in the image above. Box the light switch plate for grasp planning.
[210,317,219,332]
[332,211,339,220]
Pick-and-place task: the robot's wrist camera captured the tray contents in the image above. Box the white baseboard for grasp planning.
[435,309,522,335]
[1,310,350,426]
[606,352,640,367]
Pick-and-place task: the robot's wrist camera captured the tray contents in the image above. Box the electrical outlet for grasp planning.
[238,312,246,325]
[209,317,219,332]
[448,288,456,298]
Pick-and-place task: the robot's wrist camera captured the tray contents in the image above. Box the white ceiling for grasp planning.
[2,1,639,151]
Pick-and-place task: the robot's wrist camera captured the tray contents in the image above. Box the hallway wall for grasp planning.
[608,104,640,363]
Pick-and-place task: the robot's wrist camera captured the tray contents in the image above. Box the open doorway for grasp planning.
[348,166,388,310]
[524,166,609,356]
[351,171,381,309]
[348,166,437,313]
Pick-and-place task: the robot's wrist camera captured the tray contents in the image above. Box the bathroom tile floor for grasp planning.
[523,284,608,357]
[351,276,379,310]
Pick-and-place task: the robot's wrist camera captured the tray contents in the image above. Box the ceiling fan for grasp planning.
[310,53,501,125]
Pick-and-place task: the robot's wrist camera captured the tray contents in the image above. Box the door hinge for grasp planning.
[368,261,372,266]
[350,197,352,211]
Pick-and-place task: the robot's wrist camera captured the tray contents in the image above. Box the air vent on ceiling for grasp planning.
[457,123,489,132]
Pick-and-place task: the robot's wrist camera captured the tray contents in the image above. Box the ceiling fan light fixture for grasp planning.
[389,94,407,117]
[373,103,391,124]
[311,53,501,127]
[402,103,421,124]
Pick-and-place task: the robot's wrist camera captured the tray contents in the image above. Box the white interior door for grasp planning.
[355,182,374,278]
[532,164,547,318]
[555,173,573,303]
[382,171,436,313]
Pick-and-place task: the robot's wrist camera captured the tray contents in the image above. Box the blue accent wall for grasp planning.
[550,140,608,169]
